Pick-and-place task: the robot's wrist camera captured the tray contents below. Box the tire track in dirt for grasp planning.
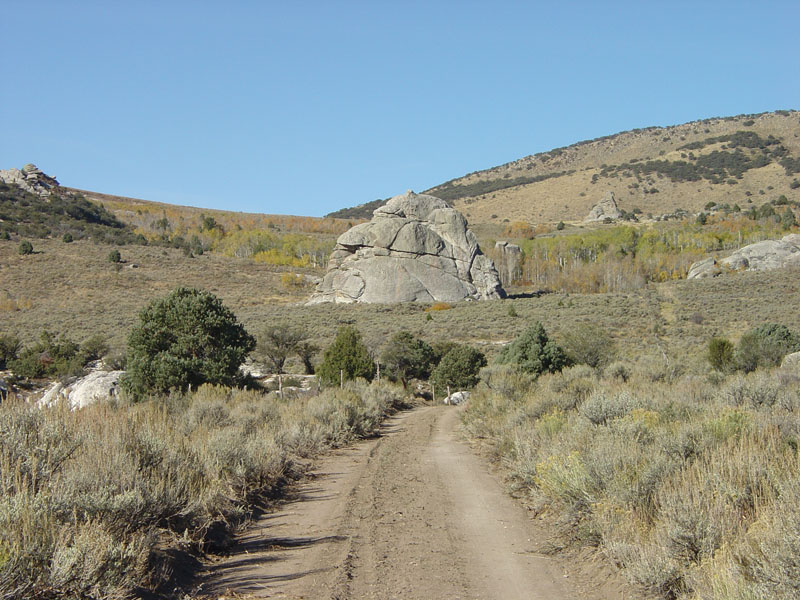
[198,406,630,599]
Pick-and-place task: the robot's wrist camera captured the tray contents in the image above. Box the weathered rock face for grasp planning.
[39,370,124,410]
[309,191,505,304]
[0,163,59,197]
[687,257,722,280]
[781,351,800,372]
[495,241,522,286]
[687,234,800,279]
[585,191,622,222]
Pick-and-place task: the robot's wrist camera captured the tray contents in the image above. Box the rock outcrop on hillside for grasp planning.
[687,234,800,279]
[309,191,505,304]
[0,163,59,196]
[585,191,622,222]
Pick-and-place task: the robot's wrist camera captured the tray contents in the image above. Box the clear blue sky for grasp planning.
[2,1,798,217]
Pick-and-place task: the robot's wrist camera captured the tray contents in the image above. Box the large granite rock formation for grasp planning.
[0,163,59,196]
[585,191,623,222]
[309,191,505,304]
[687,233,800,279]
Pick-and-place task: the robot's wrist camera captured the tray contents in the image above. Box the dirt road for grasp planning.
[199,406,630,599]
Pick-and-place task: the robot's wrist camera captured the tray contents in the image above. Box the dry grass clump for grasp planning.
[462,365,800,599]
[0,380,403,599]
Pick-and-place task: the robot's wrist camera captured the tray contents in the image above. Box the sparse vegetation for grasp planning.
[0,379,405,599]
[2,109,800,600]
[0,183,142,244]
[463,359,800,599]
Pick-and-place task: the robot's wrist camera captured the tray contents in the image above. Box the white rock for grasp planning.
[38,370,125,410]
[443,390,470,405]
[585,191,623,222]
[0,164,59,196]
[688,234,800,279]
[781,351,800,371]
[309,191,505,304]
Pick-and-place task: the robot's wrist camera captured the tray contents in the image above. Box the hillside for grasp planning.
[328,111,800,224]
[0,182,141,244]
[4,149,800,600]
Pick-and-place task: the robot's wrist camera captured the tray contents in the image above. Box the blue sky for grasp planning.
[2,1,798,217]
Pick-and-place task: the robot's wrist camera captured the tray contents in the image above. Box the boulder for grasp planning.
[585,191,622,222]
[0,163,59,196]
[39,370,124,410]
[687,257,721,280]
[688,234,800,279]
[309,191,505,304]
[719,234,800,272]
[443,390,470,405]
[781,351,800,372]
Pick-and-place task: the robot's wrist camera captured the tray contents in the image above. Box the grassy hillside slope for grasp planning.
[426,110,800,224]
[3,236,799,374]
[322,111,800,224]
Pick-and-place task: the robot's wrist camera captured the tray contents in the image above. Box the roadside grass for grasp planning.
[463,364,800,599]
[0,380,405,599]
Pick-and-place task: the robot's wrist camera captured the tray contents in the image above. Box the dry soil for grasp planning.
[197,406,634,600]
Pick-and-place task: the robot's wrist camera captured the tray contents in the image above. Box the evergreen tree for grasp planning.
[123,287,255,398]
[380,331,435,387]
[431,345,487,391]
[317,326,375,386]
[498,322,570,376]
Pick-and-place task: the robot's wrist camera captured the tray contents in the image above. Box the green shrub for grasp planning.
[317,325,375,386]
[497,322,571,377]
[8,330,85,379]
[62,233,73,243]
[736,323,800,372]
[18,240,33,255]
[782,208,797,230]
[430,345,487,391]
[604,361,631,382]
[580,390,641,425]
[379,331,435,387]
[79,334,109,363]
[0,334,21,370]
[122,287,256,398]
[708,337,735,372]
[107,249,121,263]
[561,323,615,369]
